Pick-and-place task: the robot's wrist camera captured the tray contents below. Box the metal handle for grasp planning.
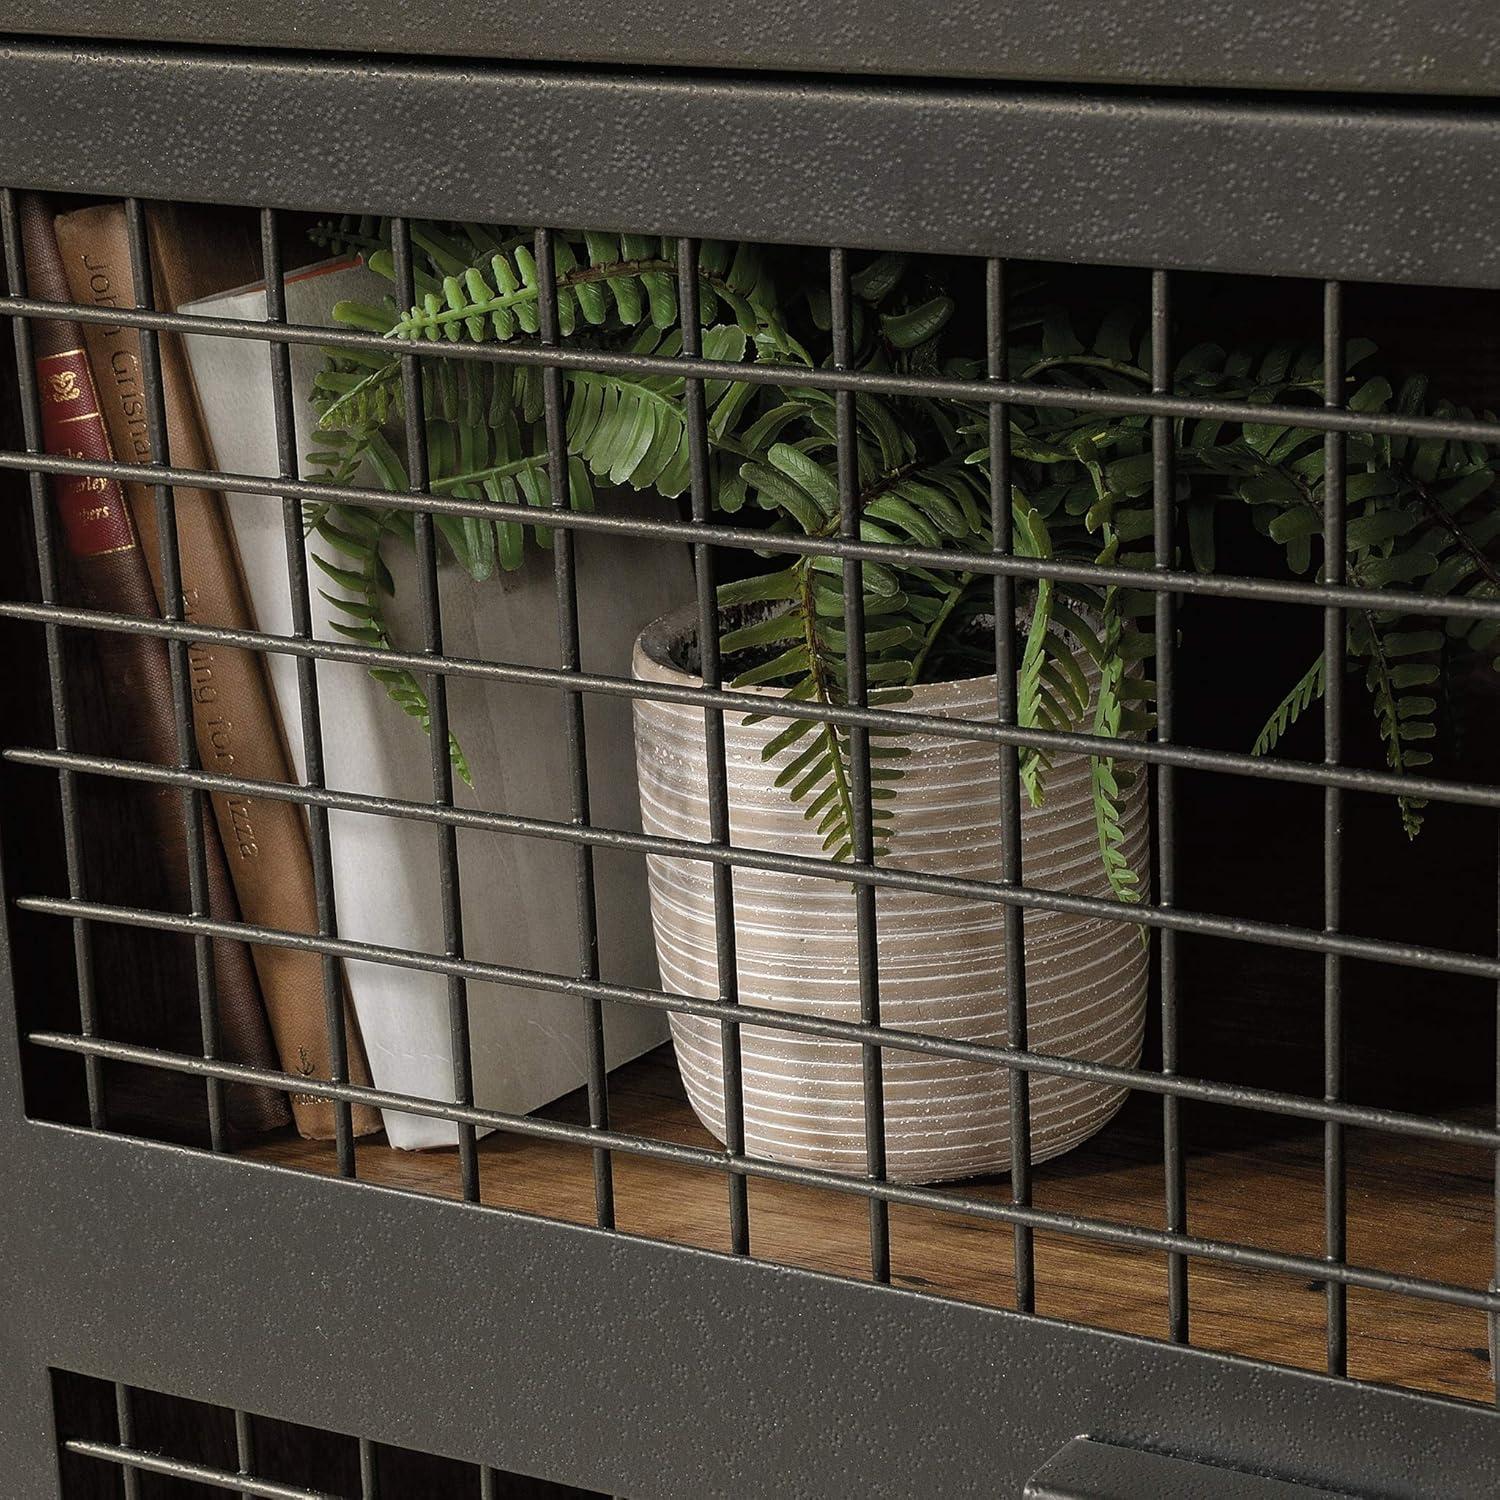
[1025,1439,1356,1499]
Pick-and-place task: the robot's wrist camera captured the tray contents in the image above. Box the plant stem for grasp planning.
[904,572,973,684]
[1019,353,1152,384]
[797,560,856,852]
[429,453,547,493]
[1413,482,1500,592]
[394,257,800,353]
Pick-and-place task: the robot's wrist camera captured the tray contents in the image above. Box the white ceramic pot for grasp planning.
[632,605,1150,1184]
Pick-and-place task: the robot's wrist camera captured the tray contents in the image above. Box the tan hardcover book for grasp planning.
[55,201,379,1141]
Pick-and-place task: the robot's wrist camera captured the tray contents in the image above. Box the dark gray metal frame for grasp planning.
[1,33,1499,1500]
[5,2,1500,96]
[7,42,1500,289]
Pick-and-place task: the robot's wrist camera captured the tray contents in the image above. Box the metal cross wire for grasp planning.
[123,196,229,1154]
[388,217,492,1500]
[5,282,1500,450]
[260,207,358,1179]
[830,247,890,1283]
[388,217,482,1204]
[66,1435,347,1498]
[112,1386,143,1500]
[124,195,292,1500]
[8,251,1500,666]
[10,697,1500,984]
[10,286,1500,448]
[5,572,1498,810]
[236,1407,259,1500]
[25,1020,1500,1324]
[677,235,751,1255]
[535,225,615,1229]
[1152,268,1188,1345]
[986,257,1035,1314]
[1322,280,1349,1378]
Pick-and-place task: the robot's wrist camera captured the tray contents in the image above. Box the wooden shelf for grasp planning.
[239,767,1500,1409]
[243,1044,1496,1408]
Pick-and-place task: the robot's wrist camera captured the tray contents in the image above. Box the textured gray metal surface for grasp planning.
[3,1115,1500,1497]
[4,42,1500,290]
[1025,1438,1351,1499]
[3,32,1500,1500]
[1,840,1494,1498]
[1,1,1499,96]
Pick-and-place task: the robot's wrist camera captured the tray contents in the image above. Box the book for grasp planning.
[17,192,289,1136]
[181,258,685,1148]
[54,202,379,1142]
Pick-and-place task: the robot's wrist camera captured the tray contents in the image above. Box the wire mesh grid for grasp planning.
[1,191,1498,1428]
[50,1370,600,1498]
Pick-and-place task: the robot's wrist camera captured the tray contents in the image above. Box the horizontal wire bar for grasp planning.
[64,1439,334,1500]
[16,886,1500,1143]
[2,290,1498,446]
[30,1032,1500,1316]
[3,603,1498,813]
[15,787,1500,981]
[4,445,1499,624]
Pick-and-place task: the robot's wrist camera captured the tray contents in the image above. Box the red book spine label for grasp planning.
[37,348,138,558]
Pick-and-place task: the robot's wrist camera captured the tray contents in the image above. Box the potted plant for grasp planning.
[303,219,1500,1182]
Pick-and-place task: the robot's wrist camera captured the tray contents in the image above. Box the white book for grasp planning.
[182,260,685,1147]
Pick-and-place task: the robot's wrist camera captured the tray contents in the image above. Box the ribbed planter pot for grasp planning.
[632,605,1150,1185]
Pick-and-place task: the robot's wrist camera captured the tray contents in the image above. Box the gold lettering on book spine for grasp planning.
[37,349,138,557]
[45,368,83,403]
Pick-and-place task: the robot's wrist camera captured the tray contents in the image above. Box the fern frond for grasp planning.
[384,235,800,358]
[1252,653,1327,757]
[304,495,472,786]
[1016,575,1056,807]
[308,214,386,259]
[1089,605,1145,923]
[1353,614,1439,837]
[723,563,906,864]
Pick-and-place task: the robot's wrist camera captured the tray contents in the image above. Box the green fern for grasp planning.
[1353,614,1440,837]
[308,214,387,260]
[306,483,471,785]
[298,223,1500,871]
[1089,601,1144,917]
[1252,653,1327,757]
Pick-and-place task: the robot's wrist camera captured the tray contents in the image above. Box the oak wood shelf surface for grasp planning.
[243,1044,1497,1409]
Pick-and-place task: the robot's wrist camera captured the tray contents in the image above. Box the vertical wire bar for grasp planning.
[1152,269,1188,1343]
[123,197,227,1153]
[233,1408,255,1500]
[130,198,269,1500]
[986,259,1034,1312]
[388,218,480,1202]
[0,188,105,1126]
[535,226,614,1228]
[829,247,889,1283]
[677,236,750,1254]
[113,1385,141,1500]
[1493,812,1499,1406]
[1322,279,1348,1377]
[359,1436,380,1499]
[259,208,356,1178]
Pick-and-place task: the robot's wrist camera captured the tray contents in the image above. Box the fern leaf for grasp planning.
[1252,654,1327,757]
[1089,606,1145,922]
